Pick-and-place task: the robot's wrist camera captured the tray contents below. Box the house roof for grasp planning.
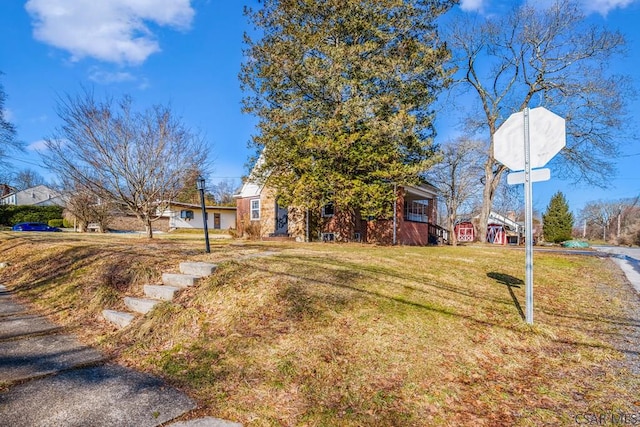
[234,155,265,199]
[404,183,438,199]
[168,201,237,211]
[0,185,65,207]
[0,184,16,198]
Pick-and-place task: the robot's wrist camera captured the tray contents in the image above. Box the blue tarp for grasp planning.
[561,240,590,248]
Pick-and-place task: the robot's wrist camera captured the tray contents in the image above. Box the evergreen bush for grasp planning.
[0,205,64,226]
[542,192,574,243]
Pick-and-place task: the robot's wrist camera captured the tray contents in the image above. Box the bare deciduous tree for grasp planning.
[1,74,21,168]
[579,200,620,241]
[426,138,483,245]
[447,0,632,242]
[14,169,45,190]
[210,178,239,206]
[63,189,113,233]
[42,90,208,238]
[579,196,639,242]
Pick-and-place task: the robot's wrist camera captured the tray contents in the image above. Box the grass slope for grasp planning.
[1,232,638,426]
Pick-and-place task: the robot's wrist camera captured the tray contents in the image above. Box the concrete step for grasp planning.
[179,262,217,277]
[167,416,243,426]
[102,310,135,328]
[162,273,201,288]
[124,297,160,314]
[144,285,181,301]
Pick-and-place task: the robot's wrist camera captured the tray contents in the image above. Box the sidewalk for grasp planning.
[593,246,640,294]
[0,284,240,427]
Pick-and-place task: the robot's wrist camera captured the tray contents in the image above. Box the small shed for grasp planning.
[487,223,507,245]
[454,221,475,243]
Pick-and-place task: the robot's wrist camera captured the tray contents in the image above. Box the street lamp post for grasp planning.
[196,176,210,253]
[392,182,397,245]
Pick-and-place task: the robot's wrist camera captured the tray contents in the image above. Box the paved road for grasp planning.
[593,246,640,293]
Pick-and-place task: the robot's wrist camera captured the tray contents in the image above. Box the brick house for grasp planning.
[235,176,444,245]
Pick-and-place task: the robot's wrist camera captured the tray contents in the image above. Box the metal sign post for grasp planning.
[523,108,534,324]
[494,106,566,325]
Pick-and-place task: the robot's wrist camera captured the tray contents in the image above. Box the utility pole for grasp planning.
[617,206,622,238]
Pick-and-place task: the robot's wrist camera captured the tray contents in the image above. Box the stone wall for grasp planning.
[288,207,307,241]
[259,188,276,237]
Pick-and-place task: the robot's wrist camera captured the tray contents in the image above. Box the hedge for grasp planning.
[48,219,64,227]
[0,205,64,226]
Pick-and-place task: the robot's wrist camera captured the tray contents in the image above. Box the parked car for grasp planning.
[12,222,61,232]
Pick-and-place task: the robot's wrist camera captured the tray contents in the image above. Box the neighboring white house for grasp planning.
[165,201,236,231]
[0,185,65,207]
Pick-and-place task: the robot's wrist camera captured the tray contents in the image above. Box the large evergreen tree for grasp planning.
[543,192,574,243]
[241,0,454,218]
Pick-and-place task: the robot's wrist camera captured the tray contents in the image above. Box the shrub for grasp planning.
[0,205,64,226]
[240,214,261,240]
[228,227,239,238]
[48,219,64,227]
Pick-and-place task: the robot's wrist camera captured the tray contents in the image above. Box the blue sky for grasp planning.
[0,0,639,215]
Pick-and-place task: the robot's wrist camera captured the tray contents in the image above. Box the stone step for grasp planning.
[144,285,181,301]
[179,262,217,277]
[162,273,201,288]
[102,310,135,328]
[124,297,160,314]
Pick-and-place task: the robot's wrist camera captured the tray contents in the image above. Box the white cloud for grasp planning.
[469,0,638,16]
[581,0,636,15]
[2,108,14,122]
[25,0,195,65]
[27,139,49,152]
[29,114,49,124]
[137,77,151,91]
[88,68,136,84]
[28,138,69,152]
[460,0,487,12]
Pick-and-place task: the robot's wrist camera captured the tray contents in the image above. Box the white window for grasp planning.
[250,199,260,220]
[322,202,335,217]
[404,200,430,223]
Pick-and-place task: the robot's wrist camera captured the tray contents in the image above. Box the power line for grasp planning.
[4,155,45,168]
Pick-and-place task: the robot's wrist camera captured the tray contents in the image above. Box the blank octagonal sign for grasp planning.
[493,107,566,171]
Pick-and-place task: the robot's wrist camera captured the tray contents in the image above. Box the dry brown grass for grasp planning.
[1,231,639,426]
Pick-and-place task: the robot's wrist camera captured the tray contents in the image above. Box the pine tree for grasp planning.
[543,192,574,243]
[240,0,455,218]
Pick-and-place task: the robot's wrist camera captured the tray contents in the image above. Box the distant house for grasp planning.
[0,185,65,207]
[235,168,445,245]
[0,184,15,198]
[164,201,236,231]
[455,211,523,245]
[486,211,522,245]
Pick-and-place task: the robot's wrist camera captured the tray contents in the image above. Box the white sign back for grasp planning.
[494,107,566,171]
[507,168,551,185]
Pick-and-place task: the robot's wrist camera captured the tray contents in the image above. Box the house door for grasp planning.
[275,203,288,235]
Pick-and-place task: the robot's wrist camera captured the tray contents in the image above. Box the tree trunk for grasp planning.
[448,211,458,246]
[144,216,154,239]
[478,160,506,243]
